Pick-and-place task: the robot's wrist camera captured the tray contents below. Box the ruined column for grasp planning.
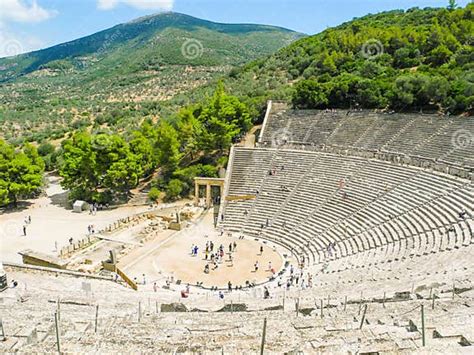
[219,182,224,204]
[206,183,211,207]
[194,181,200,206]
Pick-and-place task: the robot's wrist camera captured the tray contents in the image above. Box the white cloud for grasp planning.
[97,0,174,11]
[97,0,118,10]
[0,0,57,24]
[0,30,45,57]
[0,1,56,57]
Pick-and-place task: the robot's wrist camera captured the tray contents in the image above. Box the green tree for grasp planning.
[129,131,156,176]
[0,140,44,207]
[37,142,59,171]
[175,107,203,160]
[38,142,55,156]
[393,47,421,68]
[292,79,328,109]
[199,116,240,153]
[427,45,453,66]
[59,132,96,201]
[154,121,182,177]
[59,132,141,202]
[448,0,457,11]
[392,75,423,108]
[355,80,388,108]
[391,74,447,109]
[197,82,252,153]
[426,76,449,106]
[148,187,161,202]
[165,179,184,201]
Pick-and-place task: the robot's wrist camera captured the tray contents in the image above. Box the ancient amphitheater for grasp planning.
[1,102,473,354]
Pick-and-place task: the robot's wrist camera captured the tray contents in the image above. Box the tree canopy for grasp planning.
[227,3,473,114]
[0,140,44,207]
[59,132,142,203]
[58,83,247,203]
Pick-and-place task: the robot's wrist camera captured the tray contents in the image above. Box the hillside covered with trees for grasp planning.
[0,12,302,145]
[225,3,473,114]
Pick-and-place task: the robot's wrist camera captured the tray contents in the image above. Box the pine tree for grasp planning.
[447,0,457,11]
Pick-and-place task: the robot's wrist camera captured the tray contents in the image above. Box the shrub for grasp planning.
[148,187,161,202]
[165,179,184,201]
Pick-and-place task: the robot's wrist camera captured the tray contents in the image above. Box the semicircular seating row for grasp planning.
[260,110,474,169]
[220,147,473,267]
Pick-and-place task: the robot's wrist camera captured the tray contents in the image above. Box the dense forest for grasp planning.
[224,3,473,114]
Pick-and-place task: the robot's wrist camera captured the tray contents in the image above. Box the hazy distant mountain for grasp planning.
[0,12,304,81]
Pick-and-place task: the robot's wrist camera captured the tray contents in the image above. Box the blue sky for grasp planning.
[0,0,471,57]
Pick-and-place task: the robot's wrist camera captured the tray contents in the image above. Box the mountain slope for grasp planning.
[222,4,473,114]
[0,12,302,81]
[0,12,303,144]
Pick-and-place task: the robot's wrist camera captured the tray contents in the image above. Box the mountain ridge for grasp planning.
[0,12,304,143]
[0,12,303,81]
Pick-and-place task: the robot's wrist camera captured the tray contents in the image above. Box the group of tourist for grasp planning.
[88,202,109,215]
[133,273,147,286]
[276,264,313,291]
[192,240,238,274]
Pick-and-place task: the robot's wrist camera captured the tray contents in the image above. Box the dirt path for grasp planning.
[1,175,158,263]
[239,125,261,148]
